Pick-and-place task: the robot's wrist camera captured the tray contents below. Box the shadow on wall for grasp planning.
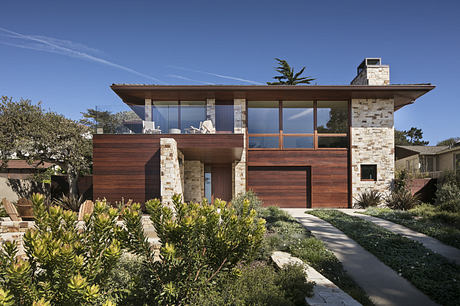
[0,177,47,202]
[50,176,93,201]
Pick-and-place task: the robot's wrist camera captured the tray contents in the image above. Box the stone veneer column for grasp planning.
[145,98,152,121]
[206,98,216,131]
[351,98,394,205]
[160,138,183,206]
[184,160,203,202]
[351,66,390,85]
[233,98,247,197]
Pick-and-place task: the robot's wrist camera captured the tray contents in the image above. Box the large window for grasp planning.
[248,100,349,149]
[152,101,206,134]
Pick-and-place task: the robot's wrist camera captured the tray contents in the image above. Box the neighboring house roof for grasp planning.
[0,160,53,169]
[110,84,435,111]
[397,145,449,155]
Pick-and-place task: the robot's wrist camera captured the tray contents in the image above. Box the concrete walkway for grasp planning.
[339,209,460,265]
[283,208,438,306]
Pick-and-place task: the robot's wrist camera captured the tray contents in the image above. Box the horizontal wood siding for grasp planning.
[93,135,160,204]
[248,166,310,208]
[248,150,348,208]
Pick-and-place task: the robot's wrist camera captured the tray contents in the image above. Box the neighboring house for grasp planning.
[396,143,460,178]
[92,58,434,208]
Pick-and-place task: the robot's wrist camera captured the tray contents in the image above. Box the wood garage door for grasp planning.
[247,166,311,208]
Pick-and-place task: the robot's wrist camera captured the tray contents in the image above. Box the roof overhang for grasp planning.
[111,84,435,111]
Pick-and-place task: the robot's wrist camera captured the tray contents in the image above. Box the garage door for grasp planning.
[247,166,310,208]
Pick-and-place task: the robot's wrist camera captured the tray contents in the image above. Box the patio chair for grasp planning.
[142,121,161,134]
[1,198,21,221]
[201,120,215,134]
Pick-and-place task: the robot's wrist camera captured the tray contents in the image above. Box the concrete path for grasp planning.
[339,209,460,265]
[283,208,438,306]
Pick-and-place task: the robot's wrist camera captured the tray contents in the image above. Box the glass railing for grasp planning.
[92,104,242,134]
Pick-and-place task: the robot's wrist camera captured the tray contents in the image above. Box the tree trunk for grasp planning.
[68,172,79,197]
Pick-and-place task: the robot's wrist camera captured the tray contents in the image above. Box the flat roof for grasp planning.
[111,84,435,111]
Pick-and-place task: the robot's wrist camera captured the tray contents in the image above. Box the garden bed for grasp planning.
[308,209,460,306]
[362,205,460,249]
[259,207,374,306]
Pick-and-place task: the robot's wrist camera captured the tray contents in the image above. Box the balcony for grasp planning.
[93,103,242,135]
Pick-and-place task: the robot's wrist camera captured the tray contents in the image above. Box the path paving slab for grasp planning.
[272,251,361,306]
[283,208,439,306]
[339,209,460,265]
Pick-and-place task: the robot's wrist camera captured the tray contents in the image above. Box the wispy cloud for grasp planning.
[167,74,216,85]
[288,108,313,120]
[0,27,165,84]
[169,65,264,85]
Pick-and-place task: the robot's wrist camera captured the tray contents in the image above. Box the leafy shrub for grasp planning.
[53,193,84,212]
[385,189,420,210]
[120,195,266,305]
[231,190,263,215]
[354,190,382,208]
[435,182,460,212]
[190,262,312,306]
[0,193,121,305]
[394,169,409,192]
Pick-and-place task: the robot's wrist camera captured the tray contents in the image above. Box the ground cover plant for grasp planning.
[259,206,374,306]
[308,210,460,306]
[363,204,460,249]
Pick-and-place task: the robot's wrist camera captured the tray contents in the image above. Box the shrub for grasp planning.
[53,193,84,212]
[385,189,420,210]
[231,190,263,215]
[0,193,121,305]
[120,195,266,305]
[394,169,409,192]
[354,190,382,208]
[435,182,460,212]
[190,262,312,306]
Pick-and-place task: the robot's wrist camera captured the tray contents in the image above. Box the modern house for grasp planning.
[396,143,460,178]
[92,58,434,208]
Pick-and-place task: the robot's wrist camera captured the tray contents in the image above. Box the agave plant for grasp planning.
[385,189,420,211]
[354,190,382,208]
[53,193,84,212]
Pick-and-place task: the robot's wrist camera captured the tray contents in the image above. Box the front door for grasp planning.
[210,164,232,202]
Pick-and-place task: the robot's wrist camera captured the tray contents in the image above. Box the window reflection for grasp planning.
[180,101,206,133]
[153,101,179,133]
[283,136,314,148]
[283,101,314,134]
[249,136,279,148]
[317,101,348,134]
[248,101,279,134]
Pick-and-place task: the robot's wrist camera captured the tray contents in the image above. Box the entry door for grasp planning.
[247,166,311,208]
[211,164,232,202]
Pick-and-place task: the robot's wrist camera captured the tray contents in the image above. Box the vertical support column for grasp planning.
[233,99,247,197]
[145,98,152,121]
[206,98,215,127]
[160,138,183,207]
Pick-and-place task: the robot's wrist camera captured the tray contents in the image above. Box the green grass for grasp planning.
[308,209,460,306]
[259,207,374,306]
[362,204,460,249]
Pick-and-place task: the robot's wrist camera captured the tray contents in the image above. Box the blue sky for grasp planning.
[1,0,459,144]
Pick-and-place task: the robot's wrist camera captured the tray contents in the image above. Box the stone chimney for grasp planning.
[351,58,390,85]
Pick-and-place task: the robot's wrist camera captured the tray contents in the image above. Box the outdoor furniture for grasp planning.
[143,121,161,134]
[16,198,34,220]
[1,198,21,221]
[186,120,215,134]
[78,200,94,221]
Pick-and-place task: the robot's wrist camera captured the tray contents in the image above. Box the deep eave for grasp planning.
[110,84,435,111]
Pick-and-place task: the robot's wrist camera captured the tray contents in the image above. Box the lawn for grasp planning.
[308,209,460,306]
[259,207,374,306]
[362,204,460,249]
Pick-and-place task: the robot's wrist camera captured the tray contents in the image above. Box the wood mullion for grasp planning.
[178,100,181,130]
[316,133,348,137]
[314,100,318,150]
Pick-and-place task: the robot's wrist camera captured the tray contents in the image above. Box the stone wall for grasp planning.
[233,99,247,197]
[351,66,390,85]
[206,98,216,133]
[160,138,183,206]
[184,160,203,202]
[351,98,394,205]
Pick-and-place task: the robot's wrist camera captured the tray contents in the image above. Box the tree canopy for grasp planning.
[395,127,429,146]
[0,96,92,195]
[267,58,315,85]
[80,108,139,134]
[437,137,459,146]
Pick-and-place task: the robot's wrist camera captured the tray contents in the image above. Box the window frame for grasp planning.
[361,164,377,181]
[247,100,350,150]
